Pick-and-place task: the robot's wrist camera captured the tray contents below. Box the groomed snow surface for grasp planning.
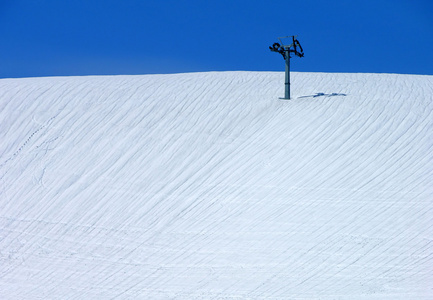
[0,71,432,299]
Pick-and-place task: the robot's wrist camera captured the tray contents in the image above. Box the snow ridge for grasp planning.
[0,71,432,299]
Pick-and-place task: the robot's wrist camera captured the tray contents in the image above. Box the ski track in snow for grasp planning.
[0,71,432,299]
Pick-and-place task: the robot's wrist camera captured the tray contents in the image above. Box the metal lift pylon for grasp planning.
[269,35,304,99]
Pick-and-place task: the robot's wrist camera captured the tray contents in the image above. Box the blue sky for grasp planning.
[1,0,432,78]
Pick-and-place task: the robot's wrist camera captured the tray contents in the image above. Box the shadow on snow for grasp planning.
[298,92,347,99]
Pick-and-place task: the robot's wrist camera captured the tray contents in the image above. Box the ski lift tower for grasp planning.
[269,35,304,99]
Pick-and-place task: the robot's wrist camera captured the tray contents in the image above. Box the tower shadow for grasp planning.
[298,92,347,99]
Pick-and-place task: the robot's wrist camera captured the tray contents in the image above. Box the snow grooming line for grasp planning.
[269,35,304,100]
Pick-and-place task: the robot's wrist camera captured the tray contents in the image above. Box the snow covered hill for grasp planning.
[0,71,432,299]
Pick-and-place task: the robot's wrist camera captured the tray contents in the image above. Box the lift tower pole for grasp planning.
[269,35,304,99]
[285,47,290,99]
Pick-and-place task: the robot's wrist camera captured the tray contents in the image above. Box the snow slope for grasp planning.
[0,71,432,299]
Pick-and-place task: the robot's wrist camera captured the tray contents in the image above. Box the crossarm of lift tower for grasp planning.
[269,35,304,59]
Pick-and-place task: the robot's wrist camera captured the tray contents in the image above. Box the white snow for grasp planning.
[0,71,432,299]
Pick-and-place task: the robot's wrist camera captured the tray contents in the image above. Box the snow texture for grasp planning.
[0,71,432,299]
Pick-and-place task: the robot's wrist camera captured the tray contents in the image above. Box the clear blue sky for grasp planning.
[1,0,432,78]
